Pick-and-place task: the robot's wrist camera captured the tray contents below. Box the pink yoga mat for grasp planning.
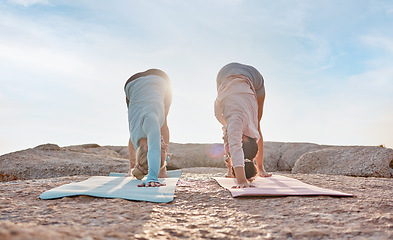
[214,175,353,197]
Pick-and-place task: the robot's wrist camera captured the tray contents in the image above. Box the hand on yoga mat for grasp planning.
[138,181,166,187]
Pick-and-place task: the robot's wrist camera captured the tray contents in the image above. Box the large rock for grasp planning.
[63,144,124,158]
[261,141,284,171]
[292,146,393,178]
[105,145,131,159]
[0,143,129,182]
[107,143,227,169]
[0,142,227,182]
[278,142,330,171]
[169,141,329,172]
[167,143,226,169]
[262,142,329,172]
[1,142,392,182]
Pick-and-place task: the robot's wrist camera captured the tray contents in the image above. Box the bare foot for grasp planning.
[125,168,133,177]
[158,168,168,178]
[225,170,234,178]
[258,166,272,177]
[158,161,168,178]
[247,176,256,182]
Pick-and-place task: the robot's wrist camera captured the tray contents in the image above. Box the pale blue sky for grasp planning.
[1,0,392,155]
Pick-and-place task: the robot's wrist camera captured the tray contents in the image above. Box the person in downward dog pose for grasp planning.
[215,62,271,188]
[124,69,172,187]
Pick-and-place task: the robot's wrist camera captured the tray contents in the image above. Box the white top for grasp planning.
[214,75,260,168]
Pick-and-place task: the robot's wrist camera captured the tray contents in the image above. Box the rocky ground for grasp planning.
[1,167,392,240]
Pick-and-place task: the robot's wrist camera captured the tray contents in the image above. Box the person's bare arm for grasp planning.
[226,117,252,186]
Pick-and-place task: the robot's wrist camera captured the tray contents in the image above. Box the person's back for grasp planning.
[215,75,260,144]
[126,76,167,149]
[216,62,265,98]
[126,76,166,120]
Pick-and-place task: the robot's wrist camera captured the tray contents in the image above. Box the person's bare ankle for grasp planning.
[225,170,234,178]
[257,166,272,177]
[158,168,168,178]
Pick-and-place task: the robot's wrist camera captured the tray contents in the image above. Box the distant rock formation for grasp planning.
[262,142,331,172]
[1,142,392,181]
[167,143,226,169]
[292,146,393,178]
[0,144,129,182]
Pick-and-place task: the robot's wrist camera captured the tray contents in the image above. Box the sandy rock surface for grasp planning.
[1,142,392,239]
[1,167,392,240]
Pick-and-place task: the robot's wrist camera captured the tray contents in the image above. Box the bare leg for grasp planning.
[255,94,272,177]
[224,156,234,178]
[158,167,168,178]
[158,146,168,178]
[158,116,170,178]
[256,134,271,177]
[126,139,136,176]
[160,117,170,145]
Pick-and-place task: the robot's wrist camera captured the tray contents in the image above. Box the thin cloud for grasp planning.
[361,35,393,53]
[7,0,49,7]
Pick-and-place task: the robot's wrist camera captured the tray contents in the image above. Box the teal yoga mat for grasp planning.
[40,170,181,203]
